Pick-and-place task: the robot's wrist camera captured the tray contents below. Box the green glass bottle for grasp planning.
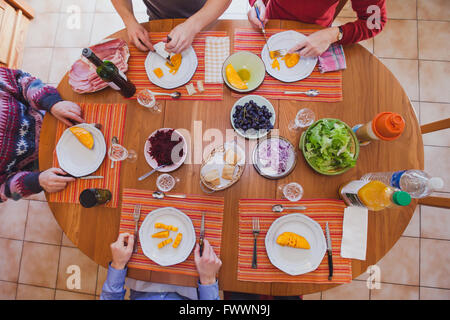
[82,48,136,98]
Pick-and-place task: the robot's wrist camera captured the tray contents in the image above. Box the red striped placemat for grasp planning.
[119,188,224,276]
[49,103,127,208]
[126,31,226,101]
[233,28,343,102]
[238,198,352,283]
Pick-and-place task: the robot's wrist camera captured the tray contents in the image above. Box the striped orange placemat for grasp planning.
[233,28,343,102]
[238,198,352,284]
[119,188,224,276]
[126,31,226,101]
[49,103,127,208]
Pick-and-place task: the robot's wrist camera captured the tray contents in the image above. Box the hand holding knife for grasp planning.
[199,213,205,256]
[325,222,333,281]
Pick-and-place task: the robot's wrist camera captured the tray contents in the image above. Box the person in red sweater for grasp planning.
[248,0,387,57]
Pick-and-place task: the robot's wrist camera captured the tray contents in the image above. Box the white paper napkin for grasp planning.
[341,206,368,261]
[204,36,230,83]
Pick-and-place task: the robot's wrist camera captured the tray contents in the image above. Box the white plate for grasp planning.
[261,30,318,82]
[144,128,187,173]
[230,95,275,140]
[139,207,196,266]
[56,124,106,177]
[265,213,326,276]
[144,44,198,89]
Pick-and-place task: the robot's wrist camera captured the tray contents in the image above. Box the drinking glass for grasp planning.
[278,182,304,202]
[137,89,161,113]
[108,141,137,164]
[288,108,315,131]
[156,174,180,192]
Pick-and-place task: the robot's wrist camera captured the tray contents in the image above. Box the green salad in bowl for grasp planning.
[300,119,359,175]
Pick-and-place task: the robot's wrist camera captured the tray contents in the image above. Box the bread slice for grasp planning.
[203,169,220,186]
[222,164,235,180]
[224,149,241,165]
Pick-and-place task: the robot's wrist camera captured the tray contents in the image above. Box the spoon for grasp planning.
[272,204,307,213]
[152,91,182,99]
[283,89,320,97]
[138,164,166,181]
[152,191,187,199]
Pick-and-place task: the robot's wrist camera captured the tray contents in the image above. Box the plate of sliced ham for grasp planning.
[69,38,130,94]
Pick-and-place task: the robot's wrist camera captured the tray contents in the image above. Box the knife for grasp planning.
[153,40,174,67]
[325,222,333,281]
[199,213,205,256]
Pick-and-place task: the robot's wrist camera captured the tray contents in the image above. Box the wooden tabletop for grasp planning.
[39,19,424,296]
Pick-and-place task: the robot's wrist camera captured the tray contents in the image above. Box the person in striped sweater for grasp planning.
[0,67,85,202]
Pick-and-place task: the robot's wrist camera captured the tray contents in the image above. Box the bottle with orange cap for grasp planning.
[353,112,406,145]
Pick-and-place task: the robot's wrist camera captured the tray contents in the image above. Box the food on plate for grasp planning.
[257,138,293,175]
[152,230,170,238]
[222,164,235,180]
[202,169,221,186]
[197,80,204,93]
[172,233,183,248]
[304,119,356,173]
[69,38,130,94]
[69,127,94,149]
[154,223,178,232]
[224,148,241,165]
[166,53,182,75]
[157,238,173,249]
[269,51,277,59]
[225,64,248,90]
[186,83,197,96]
[148,129,185,167]
[153,67,164,78]
[232,100,273,132]
[276,232,310,249]
[281,53,300,68]
[271,58,280,70]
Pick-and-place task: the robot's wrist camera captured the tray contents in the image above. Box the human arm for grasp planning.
[100,233,134,300]
[247,0,268,30]
[111,0,154,51]
[194,239,222,300]
[165,0,232,54]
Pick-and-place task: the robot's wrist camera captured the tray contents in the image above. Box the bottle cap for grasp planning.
[430,177,444,190]
[372,112,405,141]
[392,191,411,206]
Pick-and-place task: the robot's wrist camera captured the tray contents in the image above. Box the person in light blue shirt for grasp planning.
[100,233,222,300]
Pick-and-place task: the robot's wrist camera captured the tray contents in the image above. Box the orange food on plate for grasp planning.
[157,238,173,249]
[152,230,170,238]
[166,53,182,75]
[225,64,248,90]
[276,232,310,249]
[172,233,183,248]
[154,223,178,232]
[271,58,280,70]
[69,127,94,150]
[281,53,300,68]
[153,67,164,78]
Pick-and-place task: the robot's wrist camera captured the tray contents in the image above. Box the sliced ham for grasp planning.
[69,38,130,94]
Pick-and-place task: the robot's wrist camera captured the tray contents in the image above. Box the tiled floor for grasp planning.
[0,0,448,300]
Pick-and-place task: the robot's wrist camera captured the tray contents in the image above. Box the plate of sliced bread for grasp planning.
[200,141,245,193]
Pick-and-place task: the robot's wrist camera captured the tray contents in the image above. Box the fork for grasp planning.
[132,204,141,253]
[251,217,260,269]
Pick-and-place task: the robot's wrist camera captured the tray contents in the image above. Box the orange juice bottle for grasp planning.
[339,180,411,211]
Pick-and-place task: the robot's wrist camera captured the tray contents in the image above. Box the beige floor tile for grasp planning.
[26,0,62,13]
[387,0,417,20]
[55,289,95,300]
[48,47,83,84]
[420,238,450,289]
[61,233,76,247]
[24,201,62,245]
[25,13,60,47]
[21,48,53,83]
[376,237,420,286]
[403,206,420,238]
[419,60,450,103]
[424,146,450,193]
[54,13,94,48]
[374,20,418,59]
[0,281,17,300]
[371,283,419,300]
[302,292,321,300]
[18,242,60,288]
[90,13,125,46]
[420,287,450,300]
[337,1,357,18]
[16,284,55,300]
[0,238,23,282]
[417,0,450,21]
[0,199,29,240]
[96,265,108,296]
[420,102,450,147]
[379,58,419,101]
[418,21,450,61]
[56,246,98,295]
[322,280,369,300]
[61,0,97,13]
[421,205,450,240]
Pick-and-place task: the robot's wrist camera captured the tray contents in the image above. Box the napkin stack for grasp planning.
[318,43,347,73]
[204,36,230,83]
[340,206,368,261]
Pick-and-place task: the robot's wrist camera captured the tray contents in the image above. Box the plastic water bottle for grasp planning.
[361,170,444,199]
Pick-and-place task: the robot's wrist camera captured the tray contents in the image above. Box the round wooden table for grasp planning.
[39,19,423,296]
